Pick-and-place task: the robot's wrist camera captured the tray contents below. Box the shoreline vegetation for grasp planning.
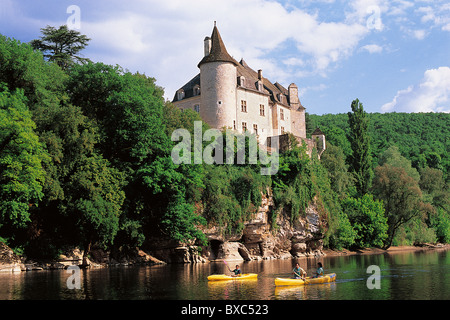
[1,241,449,273]
[323,243,450,257]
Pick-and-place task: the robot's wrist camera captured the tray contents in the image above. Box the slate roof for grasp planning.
[198,25,238,68]
[172,73,200,102]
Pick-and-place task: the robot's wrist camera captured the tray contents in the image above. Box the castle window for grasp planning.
[260,104,265,116]
[280,109,284,120]
[241,100,247,113]
[177,90,185,101]
[242,122,247,132]
[233,120,236,130]
[194,104,200,113]
[193,85,200,96]
[253,124,258,135]
[281,126,285,134]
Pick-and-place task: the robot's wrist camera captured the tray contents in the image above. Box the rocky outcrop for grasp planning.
[191,192,327,263]
[0,241,166,272]
[143,192,327,264]
[0,242,23,272]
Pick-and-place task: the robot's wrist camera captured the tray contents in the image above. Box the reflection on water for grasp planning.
[0,249,448,300]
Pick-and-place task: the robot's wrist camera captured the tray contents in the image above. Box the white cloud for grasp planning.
[387,0,414,16]
[4,0,407,102]
[413,29,428,40]
[299,83,328,97]
[71,0,372,99]
[381,67,450,113]
[360,44,383,53]
[283,57,306,67]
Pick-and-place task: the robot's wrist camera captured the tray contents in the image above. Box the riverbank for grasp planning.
[323,243,450,257]
[0,242,166,273]
[2,241,449,273]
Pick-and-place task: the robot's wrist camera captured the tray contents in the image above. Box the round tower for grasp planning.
[198,24,237,130]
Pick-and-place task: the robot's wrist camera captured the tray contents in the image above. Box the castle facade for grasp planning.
[173,24,324,154]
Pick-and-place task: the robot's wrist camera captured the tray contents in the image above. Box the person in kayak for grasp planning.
[313,262,324,278]
[231,265,242,277]
[293,263,307,280]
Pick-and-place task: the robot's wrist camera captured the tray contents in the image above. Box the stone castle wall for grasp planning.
[235,88,272,142]
[200,61,237,130]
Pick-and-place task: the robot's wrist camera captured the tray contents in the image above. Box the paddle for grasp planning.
[294,267,309,284]
[223,260,233,273]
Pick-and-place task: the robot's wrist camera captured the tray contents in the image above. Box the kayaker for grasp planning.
[313,262,324,278]
[231,265,242,277]
[293,263,306,280]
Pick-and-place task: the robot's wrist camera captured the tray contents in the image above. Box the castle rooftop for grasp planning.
[198,23,238,68]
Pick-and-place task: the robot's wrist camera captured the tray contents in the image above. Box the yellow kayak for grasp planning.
[275,273,336,286]
[208,273,258,281]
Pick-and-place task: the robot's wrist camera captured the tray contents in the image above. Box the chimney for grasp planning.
[258,69,263,80]
[288,83,300,106]
[204,36,211,57]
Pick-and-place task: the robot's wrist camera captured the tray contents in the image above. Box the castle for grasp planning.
[173,23,325,155]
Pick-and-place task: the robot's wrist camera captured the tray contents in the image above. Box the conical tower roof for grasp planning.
[198,23,238,68]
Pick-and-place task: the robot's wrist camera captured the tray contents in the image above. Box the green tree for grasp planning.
[66,154,125,264]
[0,34,127,258]
[320,143,354,197]
[379,145,420,182]
[0,34,66,109]
[0,86,47,238]
[372,164,425,249]
[67,62,207,248]
[30,25,90,69]
[326,211,356,250]
[419,167,450,243]
[341,194,388,248]
[347,99,373,196]
[272,135,312,222]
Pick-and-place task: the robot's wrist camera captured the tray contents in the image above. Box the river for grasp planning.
[0,249,448,300]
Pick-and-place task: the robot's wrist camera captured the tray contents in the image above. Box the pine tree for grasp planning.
[30,25,90,70]
[347,99,373,196]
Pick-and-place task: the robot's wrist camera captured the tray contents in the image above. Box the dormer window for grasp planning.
[239,76,246,87]
[177,89,185,101]
[278,93,284,103]
[257,81,263,92]
[193,85,201,96]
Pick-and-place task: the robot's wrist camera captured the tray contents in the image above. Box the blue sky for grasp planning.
[1,0,449,115]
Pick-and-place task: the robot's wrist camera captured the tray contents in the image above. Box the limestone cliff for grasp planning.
[148,192,327,263]
[200,192,326,262]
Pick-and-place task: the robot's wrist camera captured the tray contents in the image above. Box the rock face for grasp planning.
[0,242,22,272]
[147,192,327,263]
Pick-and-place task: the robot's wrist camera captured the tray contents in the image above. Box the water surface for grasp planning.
[0,249,448,300]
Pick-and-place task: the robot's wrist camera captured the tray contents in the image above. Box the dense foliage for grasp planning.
[0,27,448,260]
[310,110,449,247]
